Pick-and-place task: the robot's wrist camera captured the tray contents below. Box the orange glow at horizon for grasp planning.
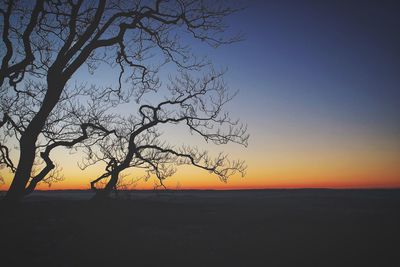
[2,156,399,191]
[1,140,400,191]
[1,103,399,191]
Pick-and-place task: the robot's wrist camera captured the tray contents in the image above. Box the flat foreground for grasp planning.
[1,190,399,267]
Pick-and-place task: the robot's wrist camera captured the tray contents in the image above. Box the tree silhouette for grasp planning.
[0,0,243,201]
[84,71,248,199]
[1,79,116,196]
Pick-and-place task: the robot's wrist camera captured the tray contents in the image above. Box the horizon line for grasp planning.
[1,187,400,192]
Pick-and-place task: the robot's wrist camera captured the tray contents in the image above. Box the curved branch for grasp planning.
[25,122,114,194]
[0,0,45,87]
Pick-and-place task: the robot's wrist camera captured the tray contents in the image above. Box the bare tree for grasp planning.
[0,0,241,202]
[1,81,115,196]
[86,71,248,199]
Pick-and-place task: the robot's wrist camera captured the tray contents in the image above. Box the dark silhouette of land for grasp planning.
[1,189,399,266]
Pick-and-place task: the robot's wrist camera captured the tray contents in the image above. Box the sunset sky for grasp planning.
[2,0,400,190]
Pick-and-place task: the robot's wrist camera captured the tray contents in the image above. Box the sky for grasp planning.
[2,0,400,190]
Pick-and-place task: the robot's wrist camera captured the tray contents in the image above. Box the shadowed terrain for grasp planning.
[1,189,399,266]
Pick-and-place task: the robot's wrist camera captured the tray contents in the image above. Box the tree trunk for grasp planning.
[3,136,37,202]
[4,77,64,202]
[92,171,120,201]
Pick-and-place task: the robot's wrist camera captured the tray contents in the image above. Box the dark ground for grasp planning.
[1,189,399,267]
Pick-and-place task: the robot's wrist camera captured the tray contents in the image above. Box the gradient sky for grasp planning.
[2,0,400,190]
